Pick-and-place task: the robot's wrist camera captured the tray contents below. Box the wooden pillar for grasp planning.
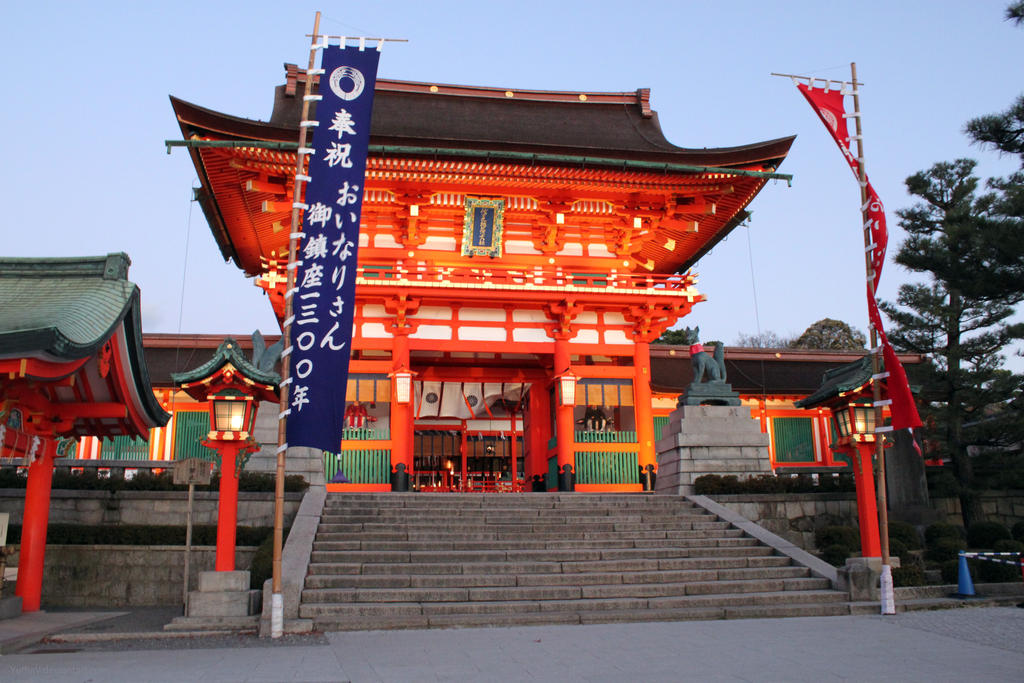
[527,381,551,490]
[633,341,656,491]
[390,331,412,491]
[16,438,56,612]
[460,424,468,491]
[215,444,241,571]
[553,336,575,491]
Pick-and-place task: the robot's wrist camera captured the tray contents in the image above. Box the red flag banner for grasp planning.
[795,80,921,432]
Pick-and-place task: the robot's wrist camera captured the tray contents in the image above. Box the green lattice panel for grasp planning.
[575,451,640,485]
[324,449,391,484]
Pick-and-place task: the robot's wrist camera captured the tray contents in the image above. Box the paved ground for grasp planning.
[0,606,1022,681]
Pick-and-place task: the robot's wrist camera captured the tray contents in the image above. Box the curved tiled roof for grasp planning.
[0,254,136,360]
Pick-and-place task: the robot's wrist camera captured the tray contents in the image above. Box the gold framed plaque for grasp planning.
[461,197,505,258]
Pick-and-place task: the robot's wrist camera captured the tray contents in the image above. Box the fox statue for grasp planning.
[690,342,726,383]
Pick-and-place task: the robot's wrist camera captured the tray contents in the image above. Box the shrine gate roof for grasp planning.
[170,69,794,276]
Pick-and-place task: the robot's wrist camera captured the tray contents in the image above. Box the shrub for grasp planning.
[924,523,965,547]
[966,521,1012,549]
[692,472,856,495]
[1013,521,1024,543]
[974,541,1023,583]
[249,527,289,589]
[973,539,1024,583]
[888,521,922,550]
[0,467,308,492]
[925,536,966,563]
[940,558,967,584]
[821,544,851,567]
[815,526,859,552]
[25,523,274,546]
[889,538,910,563]
[893,564,926,587]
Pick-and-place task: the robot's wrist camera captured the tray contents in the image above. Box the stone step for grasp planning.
[318,513,712,525]
[304,576,830,605]
[315,523,733,537]
[308,543,769,566]
[300,589,850,624]
[311,536,755,553]
[304,555,793,578]
[309,528,745,544]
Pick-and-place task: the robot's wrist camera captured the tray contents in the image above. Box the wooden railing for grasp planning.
[575,430,638,443]
[358,264,695,293]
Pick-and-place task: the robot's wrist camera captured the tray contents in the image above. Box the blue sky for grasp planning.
[3,1,1022,361]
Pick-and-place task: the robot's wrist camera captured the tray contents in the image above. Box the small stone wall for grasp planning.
[0,490,302,527]
[4,545,259,607]
[708,493,860,551]
[709,491,1024,552]
[930,492,1024,528]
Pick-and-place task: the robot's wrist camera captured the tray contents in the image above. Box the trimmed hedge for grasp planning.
[966,521,1012,549]
[887,521,922,550]
[815,525,859,551]
[694,473,855,495]
[0,468,307,493]
[5,523,272,547]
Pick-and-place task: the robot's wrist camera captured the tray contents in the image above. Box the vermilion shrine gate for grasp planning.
[170,67,798,493]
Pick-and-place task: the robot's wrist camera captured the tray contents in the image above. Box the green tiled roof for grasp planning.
[0,252,169,431]
[0,253,136,360]
[794,355,873,409]
[171,337,281,388]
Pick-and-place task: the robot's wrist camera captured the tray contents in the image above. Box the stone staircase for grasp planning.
[299,493,850,631]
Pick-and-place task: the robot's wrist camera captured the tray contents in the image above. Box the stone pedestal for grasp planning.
[837,556,900,602]
[186,570,255,617]
[655,405,772,495]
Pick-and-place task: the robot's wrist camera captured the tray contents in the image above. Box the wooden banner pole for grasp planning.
[271,10,321,639]
[849,61,895,615]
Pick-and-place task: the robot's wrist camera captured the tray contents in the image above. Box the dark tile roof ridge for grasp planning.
[0,253,130,280]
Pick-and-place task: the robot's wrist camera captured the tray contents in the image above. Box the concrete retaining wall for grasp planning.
[0,490,302,527]
[5,545,259,607]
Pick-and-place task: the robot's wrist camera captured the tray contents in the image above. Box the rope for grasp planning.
[744,225,769,402]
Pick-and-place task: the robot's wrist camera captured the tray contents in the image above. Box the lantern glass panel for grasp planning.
[833,407,851,437]
[214,400,246,432]
[853,405,876,435]
[559,375,577,407]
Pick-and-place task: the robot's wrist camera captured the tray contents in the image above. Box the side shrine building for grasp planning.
[153,66,904,493]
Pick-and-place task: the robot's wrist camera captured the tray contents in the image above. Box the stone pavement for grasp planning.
[0,606,1022,681]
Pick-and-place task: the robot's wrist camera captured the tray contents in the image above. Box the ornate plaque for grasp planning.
[461,197,505,258]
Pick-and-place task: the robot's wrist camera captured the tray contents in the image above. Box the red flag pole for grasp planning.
[849,62,895,615]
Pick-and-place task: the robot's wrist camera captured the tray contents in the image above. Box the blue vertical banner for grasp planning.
[286,45,380,452]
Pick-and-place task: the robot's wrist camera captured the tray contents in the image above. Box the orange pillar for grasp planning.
[553,337,575,491]
[852,442,882,558]
[527,381,551,491]
[16,438,56,612]
[633,341,656,491]
[390,331,412,491]
[215,445,240,571]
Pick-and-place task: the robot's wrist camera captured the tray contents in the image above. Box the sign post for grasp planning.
[174,458,211,610]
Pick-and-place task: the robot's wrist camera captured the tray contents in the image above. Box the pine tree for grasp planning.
[789,318,866,350]
[880,159,1024,525]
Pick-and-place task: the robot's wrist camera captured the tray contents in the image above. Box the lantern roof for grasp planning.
[171,337,280,402]
[793,355,874,409]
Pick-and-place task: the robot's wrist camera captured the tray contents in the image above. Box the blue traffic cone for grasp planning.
[956,552,975,597]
